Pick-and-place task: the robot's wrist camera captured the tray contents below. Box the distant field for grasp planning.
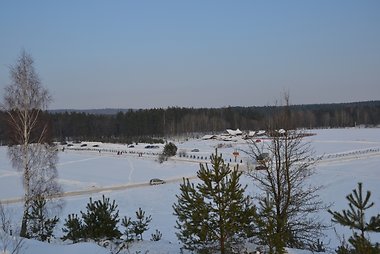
[1,127,380,252]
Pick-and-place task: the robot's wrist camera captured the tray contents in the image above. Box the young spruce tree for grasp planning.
[62,213,83,243]
[122,207,152,242]
[81,195,121,241]
[173,150,255,254]
[329,182,380,253]
[27,195,59,242]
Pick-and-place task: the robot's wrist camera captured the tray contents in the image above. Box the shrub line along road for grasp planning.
[2,147,380,205]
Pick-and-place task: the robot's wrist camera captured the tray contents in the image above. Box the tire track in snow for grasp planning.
[57,156,108,166]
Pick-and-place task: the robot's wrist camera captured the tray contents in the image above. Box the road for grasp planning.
[2,147,379,205]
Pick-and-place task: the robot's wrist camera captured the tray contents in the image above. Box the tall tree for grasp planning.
[246,95,328,253]
[173,150,255,254]
[2,50,62,237]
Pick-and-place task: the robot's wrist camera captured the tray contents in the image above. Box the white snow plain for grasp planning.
[1,127,380,253]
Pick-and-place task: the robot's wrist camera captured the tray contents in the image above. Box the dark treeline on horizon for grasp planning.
[0,101,379,144]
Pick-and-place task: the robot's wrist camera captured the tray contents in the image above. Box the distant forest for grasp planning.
[0,101,379,144]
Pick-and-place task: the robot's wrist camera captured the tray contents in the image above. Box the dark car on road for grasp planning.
[149,178,165,185]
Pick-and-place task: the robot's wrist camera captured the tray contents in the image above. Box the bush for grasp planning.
[163,142,177,157]
[27,196,59,242]
[62,196,121,242]
[158,153,167,164]
[122,208,152,242]
[158,142,178,163]
[150,229,162,241]
[62,214,83,243]
[80,195,121,241]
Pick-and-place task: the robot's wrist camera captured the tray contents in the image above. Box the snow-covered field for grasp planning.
[1,127,380,254]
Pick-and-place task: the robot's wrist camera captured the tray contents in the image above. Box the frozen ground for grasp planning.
[1,127,380,253]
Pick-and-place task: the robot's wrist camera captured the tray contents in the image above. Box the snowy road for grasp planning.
[0,175,198,205]
[2,146,380,205]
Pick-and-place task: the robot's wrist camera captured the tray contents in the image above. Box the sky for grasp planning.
[0,1,379,110]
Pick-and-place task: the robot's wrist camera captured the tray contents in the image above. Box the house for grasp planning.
[201,134,217,140]
[226,129,243,136]
[256,130,266,136]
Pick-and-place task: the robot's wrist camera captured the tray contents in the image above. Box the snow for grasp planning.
[1,127,380,253]
[17,240,109,254]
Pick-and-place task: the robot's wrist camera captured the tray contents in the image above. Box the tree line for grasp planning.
[1,101,379,144]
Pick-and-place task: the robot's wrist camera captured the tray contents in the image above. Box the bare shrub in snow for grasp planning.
[0,202,24,254]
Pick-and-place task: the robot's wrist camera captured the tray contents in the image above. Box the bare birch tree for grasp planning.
[246,95,329,253]
[2,50,62,238]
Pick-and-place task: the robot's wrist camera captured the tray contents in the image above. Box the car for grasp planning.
[145,145,160,149]
[255,165,268,171]
[256,153,269,162]
[149,178,165,185]
[191,148,200,152]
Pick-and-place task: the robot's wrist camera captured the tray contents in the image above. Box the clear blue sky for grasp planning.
[1,1,379,109]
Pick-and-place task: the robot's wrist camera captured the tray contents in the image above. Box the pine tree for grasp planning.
[173,150,255,254]
[329,182,380,253]
[163,142,177,157]
[81,195,121,241]
[62,213,83,243]
[132,208,152,241]
[27,195,59,241]
[121,216,133,242]
[253,195,279,253]
[121,208,152,242]
[150,229,163,241]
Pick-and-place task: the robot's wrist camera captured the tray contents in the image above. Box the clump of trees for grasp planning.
[62,195,160,252]
[173,150,255,254]
[158,142,177,163]
[163,142,177,157]
[329,182,380,253]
